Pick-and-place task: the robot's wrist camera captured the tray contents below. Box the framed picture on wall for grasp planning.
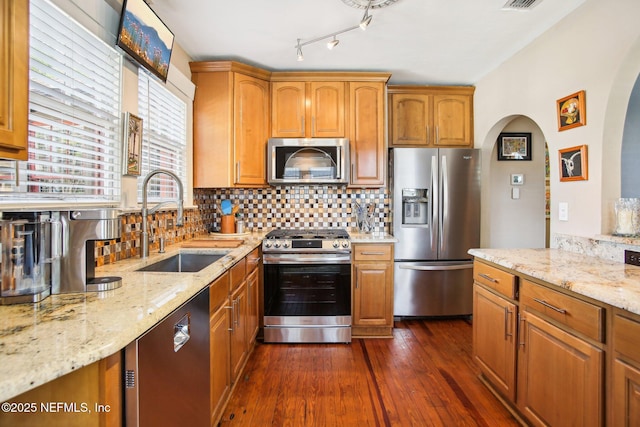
[497,132,532,161]
[123,112,143,176]
[559,145,588,181]
[557,90,586,131]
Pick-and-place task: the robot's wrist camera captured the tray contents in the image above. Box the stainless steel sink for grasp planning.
[136,253,226,273]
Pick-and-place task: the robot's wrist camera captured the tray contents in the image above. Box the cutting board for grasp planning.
[181,239,244,248]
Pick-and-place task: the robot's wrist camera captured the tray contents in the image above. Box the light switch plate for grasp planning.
[559,202,569,221]
[511,187,520,199]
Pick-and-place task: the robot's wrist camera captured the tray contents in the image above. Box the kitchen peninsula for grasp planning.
[470,245,640,426]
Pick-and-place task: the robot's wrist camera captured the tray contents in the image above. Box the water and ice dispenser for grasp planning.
[401,189,429,225]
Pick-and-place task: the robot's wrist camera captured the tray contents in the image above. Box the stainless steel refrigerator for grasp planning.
[391,148,481,317]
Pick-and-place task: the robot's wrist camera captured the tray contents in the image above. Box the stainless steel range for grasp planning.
[262,228,351,343]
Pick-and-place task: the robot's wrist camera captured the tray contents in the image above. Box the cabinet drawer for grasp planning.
[473,261,517,299]
[210,272,230,312]
[520,279,604,342]
[614,313,640,363]
[246,247,261,274]
[353,244,393,261]
[230,258,246,292]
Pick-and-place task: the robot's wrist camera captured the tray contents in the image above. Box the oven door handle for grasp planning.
[263,254,351,264]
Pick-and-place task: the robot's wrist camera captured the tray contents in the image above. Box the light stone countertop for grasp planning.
[469,248,640,315]
[349,230,397,243]
[0,236,264,403]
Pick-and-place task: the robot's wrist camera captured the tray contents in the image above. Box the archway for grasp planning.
[480,115,548,248]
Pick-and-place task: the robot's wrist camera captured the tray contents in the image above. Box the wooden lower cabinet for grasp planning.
[473,284,517,402]
[352,243,394,338]
[210,272,231,426]
[612,312,640,426]
[0,353,121,427]
[230,278,249,384]
[246,267,260,346]
[517,310,603,426]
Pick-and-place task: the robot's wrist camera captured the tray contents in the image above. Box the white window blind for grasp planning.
[137,72,187,203]
[0,0,122,203]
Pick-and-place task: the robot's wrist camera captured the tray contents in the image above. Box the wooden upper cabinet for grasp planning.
[0,0,29,160]
[190,61,271,188]
[433,94,473,146]
[234,74,270,185]
[271,81,345,138]
[389,93,431,146]
[271,81,306,137]
[348,81,386,187]
[388,86,474,148]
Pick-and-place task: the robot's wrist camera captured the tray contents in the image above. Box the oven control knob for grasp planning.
[274,241,281,248]
[282,240,290,248]
[264,241,272,249]
[342,241,350,248]
[332,240,340,248]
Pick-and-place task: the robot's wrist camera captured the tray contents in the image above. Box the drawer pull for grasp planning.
[478,273,498,283]
[533,298,567,314]
[504,307,513,339]
[360,251,385,256]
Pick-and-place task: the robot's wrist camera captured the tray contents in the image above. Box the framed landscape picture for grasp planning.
[557,90,586,131]
[497,132,532,161]
[559,145,588,181]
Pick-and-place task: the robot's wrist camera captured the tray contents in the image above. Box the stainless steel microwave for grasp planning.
[267,138,350,185]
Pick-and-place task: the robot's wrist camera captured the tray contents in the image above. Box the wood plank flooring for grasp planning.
[219,319,520,426]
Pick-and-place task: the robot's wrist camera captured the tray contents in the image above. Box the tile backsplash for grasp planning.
[95,185,391,266]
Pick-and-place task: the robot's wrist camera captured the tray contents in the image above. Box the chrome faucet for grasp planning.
[141,169,184,258]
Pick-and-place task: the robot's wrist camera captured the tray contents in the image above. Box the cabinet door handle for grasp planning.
[504,307,513,339]
[301,115,305,133]
[436,126,439,144]
[518,314,526,348]
[225,305,233,331]
[533,298,567,314]
[426,125,430,145]
[478,273,498,283]
[235,162,241,183]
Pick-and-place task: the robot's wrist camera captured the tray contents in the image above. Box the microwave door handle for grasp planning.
[336,149,341,179]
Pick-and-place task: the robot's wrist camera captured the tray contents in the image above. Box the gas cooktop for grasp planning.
[264,228,349,240]
[262,228,351,253]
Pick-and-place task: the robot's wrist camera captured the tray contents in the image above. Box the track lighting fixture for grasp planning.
[295,0,380,60]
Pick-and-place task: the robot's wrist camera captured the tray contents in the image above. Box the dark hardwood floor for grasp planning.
[219,319,520,426]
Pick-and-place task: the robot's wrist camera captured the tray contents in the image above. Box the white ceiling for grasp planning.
[148,0,586,85]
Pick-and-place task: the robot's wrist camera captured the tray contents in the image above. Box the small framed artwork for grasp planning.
[559,145,588,182]
[497,132,532,161]
[123,112,143,176]
[511,174,524,185]
[557,90,586,131]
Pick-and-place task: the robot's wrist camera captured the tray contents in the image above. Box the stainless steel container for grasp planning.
[0,212,59,305]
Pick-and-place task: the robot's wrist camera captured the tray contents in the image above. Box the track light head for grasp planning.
[359,14,373,29]
[296,39,304,61]
[327,37,339,50]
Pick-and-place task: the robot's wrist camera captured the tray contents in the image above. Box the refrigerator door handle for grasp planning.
[399,263,473,271]
[430,155,438,254]
[440,154,448,254]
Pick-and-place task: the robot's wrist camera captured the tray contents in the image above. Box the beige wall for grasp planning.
[474,0,640,246]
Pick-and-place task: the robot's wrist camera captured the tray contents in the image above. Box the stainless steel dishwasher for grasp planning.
[124,288,210,427]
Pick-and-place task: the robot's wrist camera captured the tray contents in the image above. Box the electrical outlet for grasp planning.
[167,218,174,229]
[625,250,640,266]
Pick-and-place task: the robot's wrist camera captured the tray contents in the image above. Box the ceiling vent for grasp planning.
[502,0,543,10]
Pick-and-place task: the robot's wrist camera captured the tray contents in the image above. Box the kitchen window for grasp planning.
[0,0,122,204]
[136,72,187,203]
